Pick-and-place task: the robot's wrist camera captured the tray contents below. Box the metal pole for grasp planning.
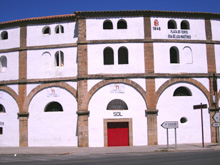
[175,128,177,149]
[201,103,204,148]
[167,128,169,150]
[218,127,219,145]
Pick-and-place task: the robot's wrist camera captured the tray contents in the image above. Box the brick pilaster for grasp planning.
[18,26,28,147]
[144,16,151,39]
[77,18,89,147]
[205,19,218,143]
[144,18,158,145]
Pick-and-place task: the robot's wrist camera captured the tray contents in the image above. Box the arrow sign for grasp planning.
[213,113,220,123]
[193,104,207,109]
[161,121,178,129]
[212,123,220,127]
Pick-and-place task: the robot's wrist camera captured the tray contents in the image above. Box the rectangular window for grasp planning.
[0,127,2,135]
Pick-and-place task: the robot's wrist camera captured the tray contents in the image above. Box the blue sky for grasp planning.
[0,0,219,23]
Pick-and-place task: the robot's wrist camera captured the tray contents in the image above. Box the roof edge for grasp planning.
[74,9,220,19]
[0,14,76,28]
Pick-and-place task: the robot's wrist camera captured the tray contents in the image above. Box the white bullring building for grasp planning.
[0,10,220,147]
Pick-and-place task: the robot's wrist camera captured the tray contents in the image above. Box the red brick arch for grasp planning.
[156,78,211,106]
[0,86,19,106]
[24,82,77,111]
[85,79,147,109]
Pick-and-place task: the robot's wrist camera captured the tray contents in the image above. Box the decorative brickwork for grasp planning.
[86,79,147,110]
[146,79,158,145]
[156,78,210,106]
[77,45,88,76]
[0,86,19,104]
[18,26,28,147]
[24,82,77,110]
[206,44,216,73]
[144,16,151,39]
[78,19,86,42]
[77,80,89,147]
[205,19,212,41]
[159,76,209,104]
[144,43,154,73]
[205,19,218,143]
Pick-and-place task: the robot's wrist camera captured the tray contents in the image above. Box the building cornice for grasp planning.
[74,10,220,19]
[0,73,217,86]
[0,14,76,29]
[0,10,220,29]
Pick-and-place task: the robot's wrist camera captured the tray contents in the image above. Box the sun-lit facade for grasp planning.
[0,10,220,147]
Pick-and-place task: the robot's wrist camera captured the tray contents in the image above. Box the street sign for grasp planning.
[212,123,220,127]
[193,104,207,109]
[161,121,178,129]
[213,113,220,123]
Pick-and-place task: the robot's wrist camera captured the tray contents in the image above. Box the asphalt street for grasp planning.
[0,150,220,165]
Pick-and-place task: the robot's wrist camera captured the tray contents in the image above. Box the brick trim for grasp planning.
[86,79,147,110]
[24,82,77,112]
[0,86,19,105]
[205,19,212,41]
[206,44,216,73]
[155,78,210,106]
[144,43,154,73]
[144,16,151,39]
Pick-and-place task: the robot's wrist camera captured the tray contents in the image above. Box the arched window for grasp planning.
[55,51,64,67]
[42,26,51,35]
[42,52,51,71]
[0,56,7,72]
[104,47,114,65]
[170,47,179,64]
[0,104,5,113]
[182,46,193,64]
[107,99,128,110]
[45,102,63,112]
[181,20,190,30]
[118,47,128,64]
[103,20,113,30]
[168,20,177,29]
[1,31,8,40]
[173,87,192,96]
[55,25,64,34]
[117,19,127,29]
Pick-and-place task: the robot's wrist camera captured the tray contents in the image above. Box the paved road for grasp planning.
[0,150,220,165]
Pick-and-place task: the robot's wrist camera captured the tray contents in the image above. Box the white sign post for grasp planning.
[161,121,178,149]
[213,112,220,145]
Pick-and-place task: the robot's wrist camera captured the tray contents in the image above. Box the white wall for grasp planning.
[0,27,20,49]
[151,17,206,40]
[0,91,19,146]
[154,43,208,73]
[211,19,220,41]
[88,43,145,74]
[0,52,19,80]
[86,17,144,40]
[27,47,77,79]
[155,78,210,93]
[215,45,220,73]
[27,22,77,46]
[157,83,211,144]
[88,83,147,147]
[28,87,77,146]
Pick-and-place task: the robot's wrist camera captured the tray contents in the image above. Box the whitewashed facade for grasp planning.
[0,10,219,147]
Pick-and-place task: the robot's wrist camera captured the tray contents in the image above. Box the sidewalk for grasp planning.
[0,143,220,155]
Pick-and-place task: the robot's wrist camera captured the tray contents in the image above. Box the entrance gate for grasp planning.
[107,122,129,146]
